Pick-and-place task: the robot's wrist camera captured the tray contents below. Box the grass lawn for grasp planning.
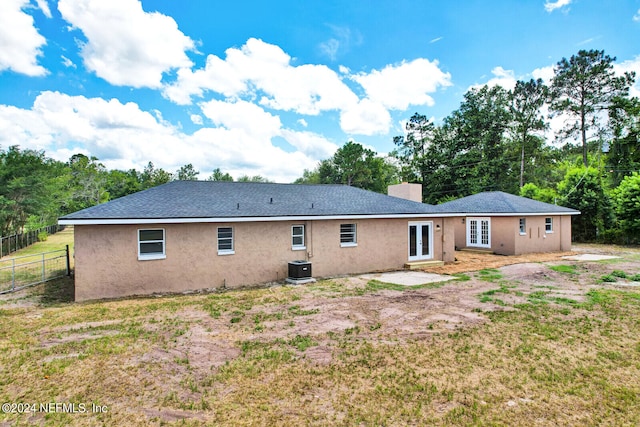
[0,242,639,425]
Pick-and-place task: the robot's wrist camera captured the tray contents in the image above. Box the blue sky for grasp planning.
[1,0,639,182]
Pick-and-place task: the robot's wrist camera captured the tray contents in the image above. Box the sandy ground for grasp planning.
[2,243,640,423]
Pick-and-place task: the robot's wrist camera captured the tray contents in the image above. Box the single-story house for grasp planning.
[59,181,457,301]
[435,191,579,255]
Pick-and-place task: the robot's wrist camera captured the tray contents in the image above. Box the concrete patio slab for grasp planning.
[562,254,621,261]
[360,271,455,286]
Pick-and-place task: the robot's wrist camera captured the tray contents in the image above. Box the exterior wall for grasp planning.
[74,216,452,301]
[387,183,423,203]
[451,215,573,255]
[513,215,571,255]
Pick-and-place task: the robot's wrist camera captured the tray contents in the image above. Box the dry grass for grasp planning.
[1,243,640,425]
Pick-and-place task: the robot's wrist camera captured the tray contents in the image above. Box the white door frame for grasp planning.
[466,217,491,248]
[408,221,433,261]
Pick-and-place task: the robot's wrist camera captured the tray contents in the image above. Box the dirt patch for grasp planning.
[422,250,577,275]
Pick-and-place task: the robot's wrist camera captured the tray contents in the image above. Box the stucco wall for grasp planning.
[74,217,452,301]
[450,215,573,255]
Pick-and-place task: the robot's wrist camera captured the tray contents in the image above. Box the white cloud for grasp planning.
[634,9,640,22]
[614,55,640,99]
[0,91,331,182]
[544,0,572,13]
[280,129,339,159]
[339,99,391,136]
[34,0,51,18]
[532,65,555,84]
[0,0,47,76]
[297,119,308,127]
[353,58,452,110]
[61,55,76,68]
[190,114,203,125]
[165,38,358,115]
[469,66,517,91]
[58,0,194,88]
[318,25,361,61]
[199,99,282,138]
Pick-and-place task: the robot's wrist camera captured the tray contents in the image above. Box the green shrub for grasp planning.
[601,274,617,283]
[611,270,628,279]
[37,231,48,242]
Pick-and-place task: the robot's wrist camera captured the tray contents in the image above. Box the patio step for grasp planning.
[404,260,445,270]
[459,248,495,255]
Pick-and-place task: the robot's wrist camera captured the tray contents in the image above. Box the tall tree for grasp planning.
[65,154,109,213]
[607,96,640,187]
[206,168,234,182]
[176,163,200,181]
[318,141,397,193]
[392,113,435,185]
[612,172,640,243]
[509,79,549,188]
[550,49,635,167]
[141,162,172,189]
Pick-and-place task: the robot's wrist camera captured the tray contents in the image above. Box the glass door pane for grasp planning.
[421,224,430,256]
[409,225,417,257]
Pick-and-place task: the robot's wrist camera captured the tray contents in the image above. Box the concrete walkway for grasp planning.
[360,271,455,286]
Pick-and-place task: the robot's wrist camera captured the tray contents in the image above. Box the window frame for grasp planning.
[291,224,306,250]
[340,223,357,247]
[217,226,234,255]
[519,218,527,235]
[545,217,554,233]
[138,228,166,261]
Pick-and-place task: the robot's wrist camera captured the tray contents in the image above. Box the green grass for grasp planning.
[2,252,640,425]
[549,264,579,274]
[477,268,503,282]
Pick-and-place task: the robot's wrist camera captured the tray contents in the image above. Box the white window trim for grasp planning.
[519,218,527,235]
[292,224,306,251]
[545,217,554,233]
[138,228,166,261]
[340,223,357,248]
[217,227,235,255]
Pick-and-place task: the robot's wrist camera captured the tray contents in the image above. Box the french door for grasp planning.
[467,217,491,248]
[408,222,432,261]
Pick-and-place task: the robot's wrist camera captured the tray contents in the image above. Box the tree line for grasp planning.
[1,49,638,243]
[296,49,640,243]
[0,148,270,236]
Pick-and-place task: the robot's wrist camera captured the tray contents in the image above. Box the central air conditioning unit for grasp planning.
[286,260,315,284]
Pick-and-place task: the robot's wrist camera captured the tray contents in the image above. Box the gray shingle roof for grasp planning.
[435,191,579,215]
[59,181,440,221]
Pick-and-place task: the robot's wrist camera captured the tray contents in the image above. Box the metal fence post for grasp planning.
[66,245,71,276]
[42,252,46,282]
[12,258,15,291]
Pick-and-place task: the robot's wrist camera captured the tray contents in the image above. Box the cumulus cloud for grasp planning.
[34,0,51,18]
[634,9,640,22]
[353,58,452,110]
[164,38,451,136]
[58,0,194,88]
[544,0,572,13]
[614,55,640,99]
[0,0,47,76]
[0,91,331,182]
[469,66,517,91]
[532,65,555,84]
[340,99,391,136]
[164,38,358,114]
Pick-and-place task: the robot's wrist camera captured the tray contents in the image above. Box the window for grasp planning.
[340,223,357,246]
[519,218,526,235]
[138,229,165,260]
[292,225,305,250]
[217,227,234,255]
[545,217,553,233]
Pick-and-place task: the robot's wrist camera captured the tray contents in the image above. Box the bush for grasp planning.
[37,231,48,242]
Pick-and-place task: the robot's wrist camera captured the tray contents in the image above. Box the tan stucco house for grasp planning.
[436,191,579,255]
[59,181,458,301]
